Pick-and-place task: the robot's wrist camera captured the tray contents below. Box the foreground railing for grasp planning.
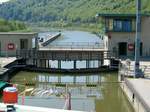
[119,62,150,79]
[16,49,116,60]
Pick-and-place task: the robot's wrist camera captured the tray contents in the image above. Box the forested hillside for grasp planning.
[0,18,26,32]
[0,0,150,23]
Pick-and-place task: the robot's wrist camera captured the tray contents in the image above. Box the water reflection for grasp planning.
[10,71,134,112]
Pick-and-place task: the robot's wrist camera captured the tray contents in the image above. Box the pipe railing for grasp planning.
[16,50,114,60]
[119,63,150,78]
[40,42,104,49]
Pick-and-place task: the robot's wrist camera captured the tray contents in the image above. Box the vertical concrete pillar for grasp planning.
[58,76,61,83]
[37,59,41,68]
[44,59,46,68]
[33,59,36,66]
[58,60,61,69]
[86,76,90,84]
[35,59,38,67]
[73,76,76,84]
[98,60,101,68]
[45,60,48,68]
[47,60,50,68]
[101,59,104,66]
[73,60,77,69]
[86,60,90,68]
[98,75,101,84]
[41,59,46,68]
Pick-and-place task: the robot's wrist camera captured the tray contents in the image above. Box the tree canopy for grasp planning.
[0,0,150,23]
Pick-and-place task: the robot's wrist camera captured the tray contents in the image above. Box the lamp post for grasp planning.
[134,0,143,78]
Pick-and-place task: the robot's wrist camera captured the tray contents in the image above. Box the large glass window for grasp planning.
[113,19,132,32]
[105,18,134,32]
[114,20,122,31]
[122,20,132,32]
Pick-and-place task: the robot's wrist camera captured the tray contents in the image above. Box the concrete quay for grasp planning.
[121,78,150,112]
[0,103,84,112]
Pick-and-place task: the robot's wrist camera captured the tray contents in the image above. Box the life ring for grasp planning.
[7,43,15,50]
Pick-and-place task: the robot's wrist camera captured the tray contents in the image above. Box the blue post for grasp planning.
[134,0,143,78]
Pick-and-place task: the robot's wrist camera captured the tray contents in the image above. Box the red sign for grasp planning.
[128,43,134,51]
[7,43,15,50]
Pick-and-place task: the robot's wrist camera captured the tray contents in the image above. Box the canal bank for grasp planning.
[120,78,150,112]
[119,60,150,112]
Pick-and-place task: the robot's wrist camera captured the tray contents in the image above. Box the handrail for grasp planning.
[119,63,150,78]
[40,42,104,49]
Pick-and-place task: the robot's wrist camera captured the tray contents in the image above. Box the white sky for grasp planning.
[0,0,10,3]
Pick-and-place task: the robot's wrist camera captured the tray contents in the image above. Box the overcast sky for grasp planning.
[0,0,10,3]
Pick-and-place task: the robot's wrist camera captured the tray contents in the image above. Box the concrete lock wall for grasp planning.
[121,83,148,112]
[0,33,38,56]
[105,16,150,57]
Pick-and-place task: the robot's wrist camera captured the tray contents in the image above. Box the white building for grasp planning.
[0,32,38,56]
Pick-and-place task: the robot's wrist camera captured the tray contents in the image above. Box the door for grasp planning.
[118,42,127,56]
[20,39,28,50]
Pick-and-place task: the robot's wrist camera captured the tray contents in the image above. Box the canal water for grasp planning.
[10,71,134,112]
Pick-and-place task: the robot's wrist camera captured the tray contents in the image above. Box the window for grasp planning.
[109,19,113,30]
[20,39,28,49]
[105,18,134,32]
[105,19,113,31]
[113,19,132,32]
[132,19,136,31]
[114,20,122,31]
[122,20,132,32]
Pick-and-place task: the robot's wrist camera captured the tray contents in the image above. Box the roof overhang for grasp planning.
[0,32,38,35]
[96,13,150,18]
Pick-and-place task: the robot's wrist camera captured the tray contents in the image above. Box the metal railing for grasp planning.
[16,49,114,60]
[40,42,104,49]
[119,63,150,79]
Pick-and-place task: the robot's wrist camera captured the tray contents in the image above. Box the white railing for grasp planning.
[119,63,150,78]
[40,42,104,49]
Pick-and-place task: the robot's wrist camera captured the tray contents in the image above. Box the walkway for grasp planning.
[0,57,16,68]
[124,78,150,112]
